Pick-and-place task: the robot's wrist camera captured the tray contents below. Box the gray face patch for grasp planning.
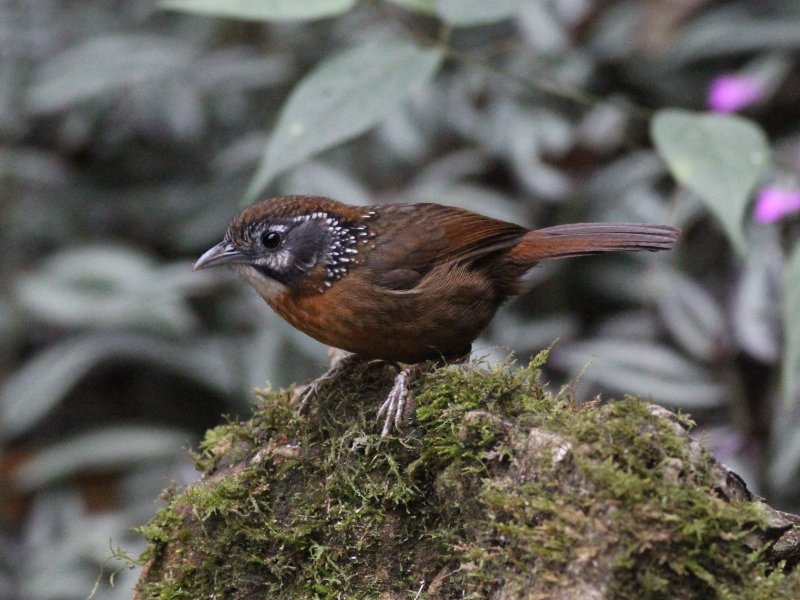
[291,212,373,287]
[229,210,376,294]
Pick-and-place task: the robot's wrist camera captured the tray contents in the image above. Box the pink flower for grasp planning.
[754,186,800,223]
[708,75,764,113]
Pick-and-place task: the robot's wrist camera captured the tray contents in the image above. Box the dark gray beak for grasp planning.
[193,241,248,271]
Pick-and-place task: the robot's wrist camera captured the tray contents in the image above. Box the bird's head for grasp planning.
[194,196,372,299]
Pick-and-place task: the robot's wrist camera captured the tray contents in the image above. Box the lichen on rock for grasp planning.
[133,351,800,599]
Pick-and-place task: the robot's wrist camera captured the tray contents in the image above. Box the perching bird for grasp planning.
[195,195,679,435]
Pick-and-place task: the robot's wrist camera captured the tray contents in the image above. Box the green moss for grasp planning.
[135,352,800,599]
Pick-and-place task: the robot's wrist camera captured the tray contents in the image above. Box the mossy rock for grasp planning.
[134,351,800,599]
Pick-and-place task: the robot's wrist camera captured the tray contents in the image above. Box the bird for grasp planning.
[194,195,679,436]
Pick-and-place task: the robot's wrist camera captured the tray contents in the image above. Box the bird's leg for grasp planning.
[376,369,409,437]
[295,348,358,412]
[376,363,427,437]
[376,355,472,437]
[296,353,425,436]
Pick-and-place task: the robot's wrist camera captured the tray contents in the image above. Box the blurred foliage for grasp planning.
[1,0,800,598]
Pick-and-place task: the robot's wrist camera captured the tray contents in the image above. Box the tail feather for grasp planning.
[508,223,680,262]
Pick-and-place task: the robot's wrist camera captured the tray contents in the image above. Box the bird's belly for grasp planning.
[268,274,497,363]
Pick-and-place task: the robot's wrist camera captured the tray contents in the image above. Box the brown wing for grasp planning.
[365,203,527,290]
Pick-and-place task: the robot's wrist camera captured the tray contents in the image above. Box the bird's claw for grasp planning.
[377,369,413,437]
[296,356,416,437]
[296,379,323,413]
[294,351,356,412]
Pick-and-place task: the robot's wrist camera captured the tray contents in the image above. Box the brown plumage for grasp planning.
[195,195,679,364]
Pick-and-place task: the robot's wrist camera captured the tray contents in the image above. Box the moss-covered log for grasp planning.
[133,352,800,599]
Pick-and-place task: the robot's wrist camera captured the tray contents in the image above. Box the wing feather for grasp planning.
[365,203,527,289]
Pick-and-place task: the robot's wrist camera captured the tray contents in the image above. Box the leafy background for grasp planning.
[1,0,799,598]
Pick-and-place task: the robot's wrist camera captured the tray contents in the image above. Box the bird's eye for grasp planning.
[262,231,281,249]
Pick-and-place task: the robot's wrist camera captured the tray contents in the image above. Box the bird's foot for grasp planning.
[376,367,416,437]
[295,354,424,437]
[295,350,357,412]
[295,377,330,413]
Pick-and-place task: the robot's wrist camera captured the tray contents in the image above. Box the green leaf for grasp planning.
[0,333,236,440]
[436,0,531,26]
[246,39,442,201]
[768,425,800,492]
[159,0,356,21]
[13,426,190,491]
[651,109,769,254]
[732,231,782,362]
[556,339,726,410]
[667,16,800,65]
[783,243,800,408]
[26,35,194,114]
[650,267,726,361]
[15,246,201,334]
[385,0,436,14]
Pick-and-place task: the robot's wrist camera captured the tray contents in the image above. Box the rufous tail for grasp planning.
[507,223,680,264]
